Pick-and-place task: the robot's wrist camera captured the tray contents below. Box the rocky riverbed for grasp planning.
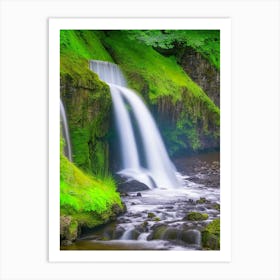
[61,152,220,251]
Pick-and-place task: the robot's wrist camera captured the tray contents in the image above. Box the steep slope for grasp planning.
[102,31,220,155]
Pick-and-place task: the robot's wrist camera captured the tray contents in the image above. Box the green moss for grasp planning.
[69,220,78,239]
[60,153,122,214]
[151,225,168,240]
[196,197,207,204]
[60,137,124,242]
[147,212,156,219]
[213,203,220,211]
[60,30,113,62]
[60,30,114,175]
[202,219,220,250]
[101,31,220,154]
[103,32,207,103]
[185,212,209,221]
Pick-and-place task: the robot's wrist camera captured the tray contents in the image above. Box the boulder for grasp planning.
[184,212,209,221]
[117,180,150,192]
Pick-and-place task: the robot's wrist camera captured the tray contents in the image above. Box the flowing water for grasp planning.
[62,152,220,250]
[60,99,72,161]
[89,60,182,189]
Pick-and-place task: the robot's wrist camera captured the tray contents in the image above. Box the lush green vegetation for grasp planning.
[60,30,113,88]
[103,31,216,103]
[124,30,220,69]
[60,138,123,241]
[185,212,209,221]
[101,30,219,154]
[202,218,220,250]
[60,30,113,174]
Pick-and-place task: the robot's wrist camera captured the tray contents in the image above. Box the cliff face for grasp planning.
[60,76,111,175]
[60,30,115,176]
[180,47,220,107]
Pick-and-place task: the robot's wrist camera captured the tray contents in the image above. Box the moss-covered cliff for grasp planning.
[60,30,114,175]
[101,31,220,155]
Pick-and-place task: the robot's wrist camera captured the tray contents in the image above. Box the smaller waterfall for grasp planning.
[60,99,72,161]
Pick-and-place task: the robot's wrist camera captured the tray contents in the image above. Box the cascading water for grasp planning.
[89,60,183,189]
[60,99,72,161]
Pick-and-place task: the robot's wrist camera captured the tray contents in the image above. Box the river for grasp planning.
[61,151,220,250]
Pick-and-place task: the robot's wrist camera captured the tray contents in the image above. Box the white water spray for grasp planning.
[89,60,183,189]
[60,99,72,161]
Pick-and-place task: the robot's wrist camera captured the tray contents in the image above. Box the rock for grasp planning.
[61,240,72,246]
[113,227,125,239]
[184,212,209,221]
[117,180,150,192]
[60,215,78,242]
[181,229,201,245]
[148,224,168,240]
[120,192,129,197]
[136,192,142,197]
[147,212,156,219]
[196,197,206,204]
[210,203,220,211]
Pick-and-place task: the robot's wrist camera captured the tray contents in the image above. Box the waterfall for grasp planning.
[60,99,72,161]
[89,60,182,189]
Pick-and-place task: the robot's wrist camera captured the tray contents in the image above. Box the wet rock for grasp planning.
[147,212,156,219]
[148,224,168,240]
[196,197,206,204]
[213,203,220,211]
[188,199,195,204]
[137,221,149,232]
[60,215,78,242]
[184,212,209,221]
[120,192,129,197]
[181,229,201,245]
[149,225,201,246]
[117,180,150,192]
[113,227,125,239]
[122,229,141,240]
[61,240,73,246]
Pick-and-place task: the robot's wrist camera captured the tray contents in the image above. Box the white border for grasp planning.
[49,18,231,262]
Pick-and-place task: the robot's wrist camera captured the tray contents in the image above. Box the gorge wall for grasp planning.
[179,46,220,107]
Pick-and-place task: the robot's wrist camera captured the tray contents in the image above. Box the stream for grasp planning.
[62,152,220,250]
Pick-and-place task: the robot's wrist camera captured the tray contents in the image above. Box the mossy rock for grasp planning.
[148,225,168,240]
[196,197,207,204]
[213,203,220,211]
[201,218,220,250]
[184,212,209,221]
[147,212,156,219]
[60,216,78,242]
